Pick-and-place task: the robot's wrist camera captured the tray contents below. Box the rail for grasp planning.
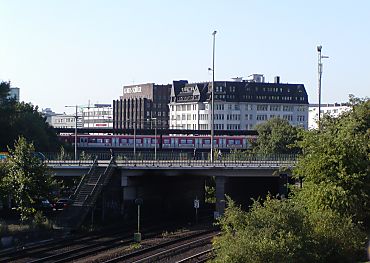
[43,152,297,166]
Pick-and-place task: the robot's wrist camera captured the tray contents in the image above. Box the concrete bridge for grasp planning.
[46,154,296,222]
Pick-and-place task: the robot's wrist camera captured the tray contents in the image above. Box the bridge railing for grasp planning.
[43,151,297,167]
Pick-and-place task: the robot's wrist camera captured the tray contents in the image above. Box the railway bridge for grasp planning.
[45,153,297,229]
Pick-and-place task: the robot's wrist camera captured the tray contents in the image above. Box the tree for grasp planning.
[252,118,301,155]
[2,137,56,221]
[0,81,11,104]
[294,97,370,223]
[212,197,365,263]
[0,81,61,152]
[212,97,369,262]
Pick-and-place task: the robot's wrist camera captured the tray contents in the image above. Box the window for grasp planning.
[283,105,293,111]
[270,105,280,111]
[257,105,268,111]
[256,115,268,121]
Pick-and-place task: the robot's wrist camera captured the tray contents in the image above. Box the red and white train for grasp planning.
[59,134,256,150]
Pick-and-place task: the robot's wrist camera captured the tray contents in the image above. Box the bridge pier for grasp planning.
[215,176,227,218]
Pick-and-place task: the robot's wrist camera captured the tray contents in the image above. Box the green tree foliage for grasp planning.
[0,81,11,104]
[252,118,301,155]
[2,137,56,221]
[213,97,369,262]
[213,197,365,263]
[294,97,370,223]
[0,81,61,151]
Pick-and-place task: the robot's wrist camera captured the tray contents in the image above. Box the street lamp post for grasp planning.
[133,121,136,159]
[148,118,157,161]
[317,45,329,130]
[65,105,79,160]
[210,30,217,163]
[152,118,157,161]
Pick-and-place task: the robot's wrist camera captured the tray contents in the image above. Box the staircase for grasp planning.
[55,157,116,230]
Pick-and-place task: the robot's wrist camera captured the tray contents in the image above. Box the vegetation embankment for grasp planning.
[0,81,64,245]
[212,96,370,262]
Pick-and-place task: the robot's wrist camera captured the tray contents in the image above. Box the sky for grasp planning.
[1,0,369,114]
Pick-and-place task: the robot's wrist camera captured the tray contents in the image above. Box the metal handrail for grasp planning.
[70,157,98,199]
[86,157,115,205]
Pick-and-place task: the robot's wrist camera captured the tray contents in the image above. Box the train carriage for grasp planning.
[59,134,254,151]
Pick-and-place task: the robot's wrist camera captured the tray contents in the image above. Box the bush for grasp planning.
[212,196,366,263]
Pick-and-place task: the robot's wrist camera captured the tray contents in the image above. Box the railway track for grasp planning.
[100,229,219,263]
[1,221,214,263]
[0,227,132,263]
[175,248,215,263]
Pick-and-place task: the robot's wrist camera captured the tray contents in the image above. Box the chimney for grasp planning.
[274,76,280,84]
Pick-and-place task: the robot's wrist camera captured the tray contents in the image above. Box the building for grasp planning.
[169,75,309,130]
[308,103,351,129]
[46,112,83,129]
[8,87,20,101]
[42,108,57,124]
[49,114,83,129]
[113,83,172,130]
[82,104,113,128]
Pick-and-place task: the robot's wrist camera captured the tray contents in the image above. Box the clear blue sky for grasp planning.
[1,0,369,113]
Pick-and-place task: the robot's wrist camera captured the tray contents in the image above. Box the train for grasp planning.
[59,134,257,150]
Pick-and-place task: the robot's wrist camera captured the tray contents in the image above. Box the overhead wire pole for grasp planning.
[317,45,329,130]
[211,30,217,163]
[65,105,79,160]
[133,120,136,159]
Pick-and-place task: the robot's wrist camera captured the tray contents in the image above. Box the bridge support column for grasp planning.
[215,176,227,218]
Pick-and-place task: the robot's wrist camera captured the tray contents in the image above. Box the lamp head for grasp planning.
[212,30,217,36]
[317,45,322,52]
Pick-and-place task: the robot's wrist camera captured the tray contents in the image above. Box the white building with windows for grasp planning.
[169,76,309,131]
[308,103,351,129]
[49,113,82,128]
[81,104,113,128]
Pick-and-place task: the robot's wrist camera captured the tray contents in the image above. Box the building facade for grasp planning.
[308,103,350,129]
[169,76,309,130]
[113,83,172,130]
[82,104,113,128]
[49,113,83,128]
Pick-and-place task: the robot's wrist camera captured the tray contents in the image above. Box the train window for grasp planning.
[136,139,141,144]
[229,140,235,145]
[97,139,103,143]
[90,138,96,143]
[128,139,134,144]
[204,139,210,144]
[164,139,170,144]
[187,139,193,144]
[235,140,241,145]
[151,138,156,144]
[105,139,110,143]
[180,139,186,144]
[121,139,127,143]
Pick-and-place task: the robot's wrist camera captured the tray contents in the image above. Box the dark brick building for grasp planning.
[113,83,171,130]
